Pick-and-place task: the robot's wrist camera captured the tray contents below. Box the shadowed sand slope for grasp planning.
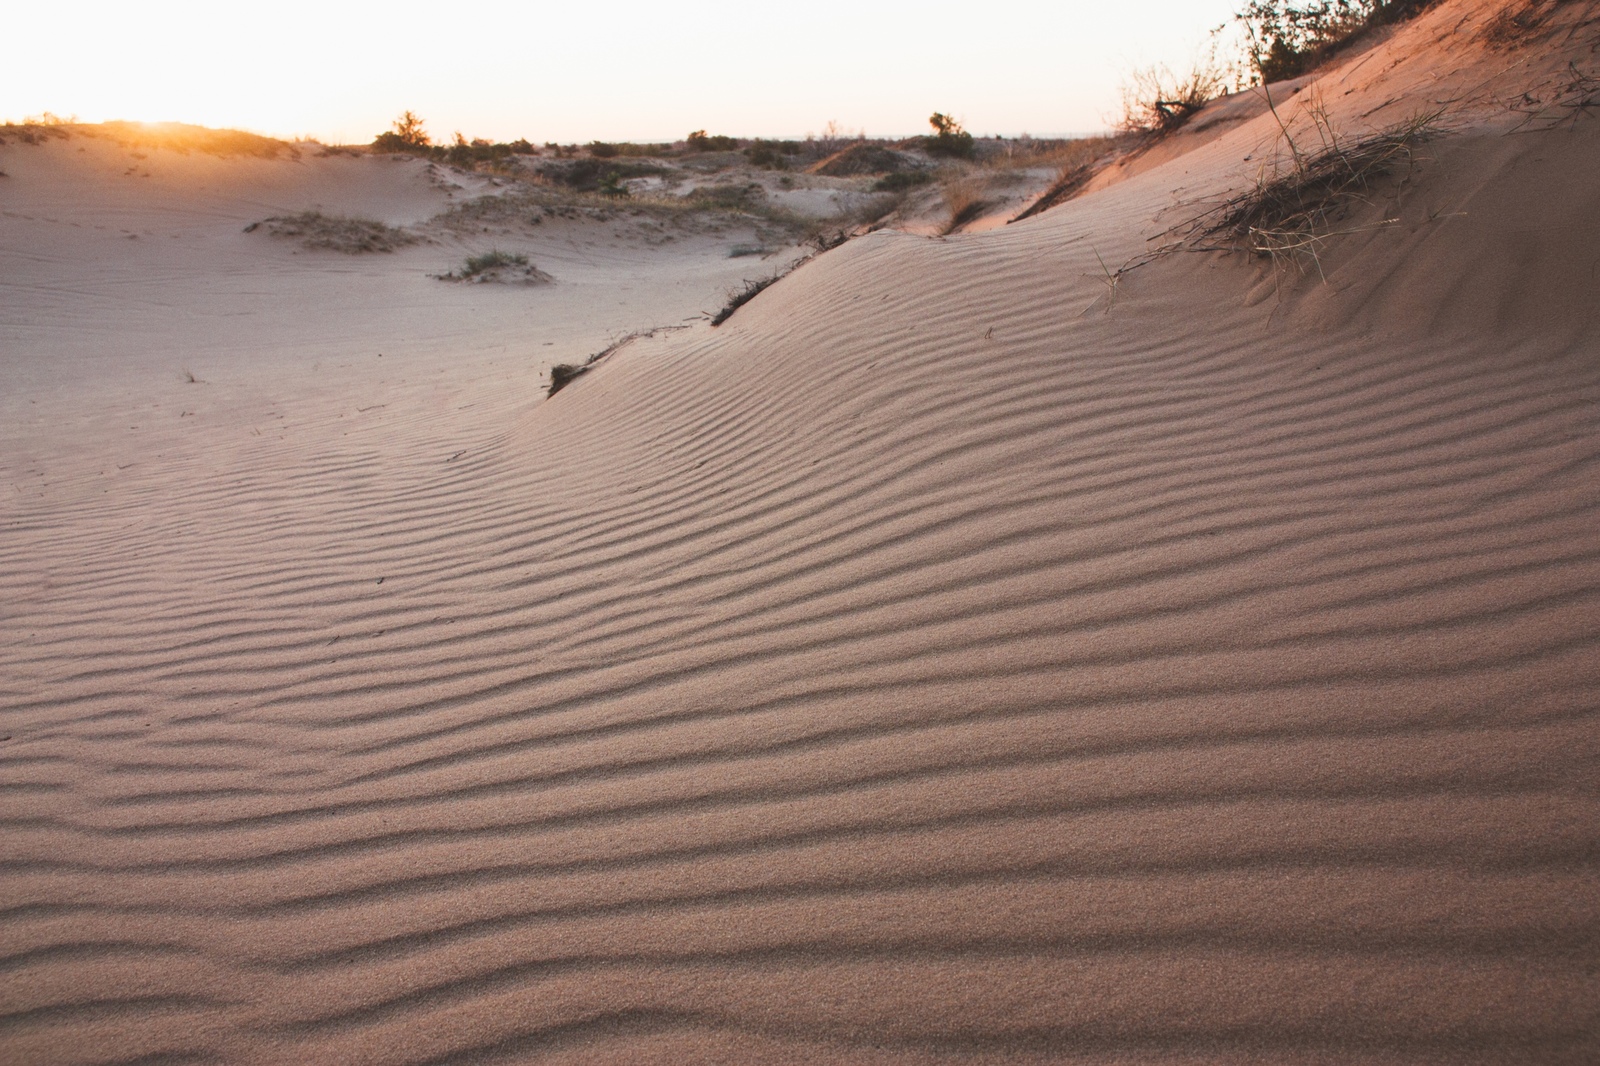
[3,2,1600,1063]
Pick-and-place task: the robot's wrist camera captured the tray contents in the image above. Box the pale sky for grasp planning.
[5,0,1242,144]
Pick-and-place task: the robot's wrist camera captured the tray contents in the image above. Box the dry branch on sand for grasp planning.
[711,275,784,326]
[244,211,418,254]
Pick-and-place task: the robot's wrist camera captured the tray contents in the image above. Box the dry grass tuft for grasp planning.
[1119,64,1230,135]
[1187,111,1441,274]
[438,249,553,283]
[711,274,783,326]
[247,211,418,254]
[547,333,639,397]
[940,176,992,234]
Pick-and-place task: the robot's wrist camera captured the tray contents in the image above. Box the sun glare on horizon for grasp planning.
[7,0,1241,144]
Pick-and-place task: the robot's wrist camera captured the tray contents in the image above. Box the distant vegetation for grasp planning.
[686,130,739,152]
[924,113,975,159]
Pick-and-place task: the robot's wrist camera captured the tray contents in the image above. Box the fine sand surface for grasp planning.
[3,1,1600,1062]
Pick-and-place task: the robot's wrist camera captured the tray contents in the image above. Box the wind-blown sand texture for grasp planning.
[3,1,1600,1062]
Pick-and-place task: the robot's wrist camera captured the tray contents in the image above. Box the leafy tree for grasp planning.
[925,112,974,159]
[372,110,431,153]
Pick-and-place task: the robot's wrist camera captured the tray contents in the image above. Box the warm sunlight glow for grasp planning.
[7,0,1240,142]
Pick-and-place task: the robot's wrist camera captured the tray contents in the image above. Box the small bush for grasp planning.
[248,211,418,253]
[745,140,797,169]
[1119,64,1228,134]
[372,110,431,153]
[687,130,739,152]
[597,170,631,197]
[924,113,975,159]
[440,249,553,283]
[465,250,526,275]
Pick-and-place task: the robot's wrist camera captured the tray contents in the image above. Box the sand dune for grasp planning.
[3,1,1600,1062]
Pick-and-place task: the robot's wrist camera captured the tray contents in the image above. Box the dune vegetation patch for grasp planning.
[1177,109,1443,274]
[245,211,419,253]
[438,249,552,284]
[546,331,659,397]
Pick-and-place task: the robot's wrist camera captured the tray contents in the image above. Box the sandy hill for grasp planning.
[2,1,1598,1063]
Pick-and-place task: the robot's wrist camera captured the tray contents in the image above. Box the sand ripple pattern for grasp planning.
[5,136,1600,1063]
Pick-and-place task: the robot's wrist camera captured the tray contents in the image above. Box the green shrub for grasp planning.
[372,110,431,153]
[924,113,975,159]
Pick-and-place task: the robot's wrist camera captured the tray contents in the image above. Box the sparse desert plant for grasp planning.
[712,274,783,326]
[1119,62,1229,134]
[924,113,975,159]
[246,211,418,253]
[547,332,643,396]
[940,174,991,233]
[596,169,630,197]
[440,249,553,283]
[1188,110,1442,274]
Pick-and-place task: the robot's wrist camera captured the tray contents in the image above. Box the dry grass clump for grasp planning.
[941,176,992,234]
[246,211,419,253]
[1119,63,1231,135]
[1192,111,1440,272]
[1008,136,1126,222]
[547,332,648,396]
[711,274,783,326]
[438,249,552,283]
